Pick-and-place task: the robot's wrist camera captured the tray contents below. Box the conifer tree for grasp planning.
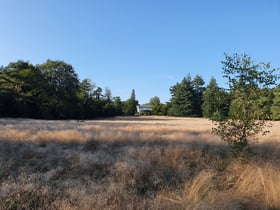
[123,89,138,115]
[168,75,194,116]
[202,77,230,120]
[271,85,280,120]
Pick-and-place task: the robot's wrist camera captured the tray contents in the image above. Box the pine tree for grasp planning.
[123,89,138,115]
[202,77,230,120]
[168,75,195,116]
[192,75,205,116]
[271,85,280,120]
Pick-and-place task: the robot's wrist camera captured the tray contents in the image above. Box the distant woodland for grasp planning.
[0,55,279,120]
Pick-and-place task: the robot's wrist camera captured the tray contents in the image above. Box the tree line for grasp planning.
[0,55,279,120]
[151,54,279,121]
[0,60,138,119]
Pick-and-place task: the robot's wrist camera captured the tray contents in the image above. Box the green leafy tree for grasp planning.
[38,60,81,119]
[149,96,160,107]
[149,96,161,115]
[212,53,278,157]
[113,96,123,116]
[102,102,116,116]
[202,77,230,120]
[160,103,169,116]
[0,59,127,119]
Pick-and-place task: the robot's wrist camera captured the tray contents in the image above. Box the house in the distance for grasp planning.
[136,104,152,114]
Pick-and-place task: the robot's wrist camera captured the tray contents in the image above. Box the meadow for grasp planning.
[0,116,280,210]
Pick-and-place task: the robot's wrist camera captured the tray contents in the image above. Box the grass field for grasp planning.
[0,116,280,209]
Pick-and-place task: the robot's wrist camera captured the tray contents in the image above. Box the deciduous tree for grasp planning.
[212,53,278,157]
[38,60,81,118]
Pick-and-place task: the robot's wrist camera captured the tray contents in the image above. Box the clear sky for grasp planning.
[1,0,279,104]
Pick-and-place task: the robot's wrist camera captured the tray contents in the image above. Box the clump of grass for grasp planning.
[83,139,101,151]
[232,163,280,209]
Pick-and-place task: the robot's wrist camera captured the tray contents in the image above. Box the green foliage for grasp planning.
[202,77,230,121]
[1,57,277,121]
[168,74,205,117]
[192,75,205,116]
[168,75,195,116]
[80,79,95,99]
[38,60,81,119]
[102,102,116,116]
[113,96,123,116]
[0,61,45,118]
[104,87,112,102]
[149,96,160,107]
[149,96,161,115]
[212,53,278,157]
[271,85,280,120]
[123,89,138,116]
[159,103,169,116]
[0,60,127,119]
[93,87,103,100]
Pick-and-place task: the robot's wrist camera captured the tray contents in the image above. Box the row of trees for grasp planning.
[1,55,279,121]
[161,54,279,157]
[0,60,138,119]
[150,55,279,120]
[2,54,278,158]
[163,75,230,119]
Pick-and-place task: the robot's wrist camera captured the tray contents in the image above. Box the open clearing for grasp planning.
[0,116,280,209]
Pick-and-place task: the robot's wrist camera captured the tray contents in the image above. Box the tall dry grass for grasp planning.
[0,116,280,209]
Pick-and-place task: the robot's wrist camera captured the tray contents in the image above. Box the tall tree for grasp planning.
[79,79,96,118]
[123,89,138,115]
[149,96,160,107]
[80,79,95,98]
[113,96,123,116]
[192,75,205,116]
[0,61,44,117]
[149,96,161,115]
[271,85,280,120]
[130,89,136,101]
[38,60,81,119]
[168,75,195,116]
[202,77,230,120]
[104,87,112,102]
[93,87,103,100]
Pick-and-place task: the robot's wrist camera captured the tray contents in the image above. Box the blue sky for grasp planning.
[1,0,279,103]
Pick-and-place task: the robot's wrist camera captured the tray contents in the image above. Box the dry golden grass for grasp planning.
[0,116,280,209]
